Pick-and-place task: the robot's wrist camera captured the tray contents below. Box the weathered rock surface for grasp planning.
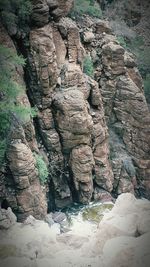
[31,0,74,26]
[97,193,150,267]
[0,23,47,221]
[0,0,150,221]
[70,145,94,203]
[0,193,150,267]
[53,89,93,151]
[6,141,47,221]
[0,208,17,229]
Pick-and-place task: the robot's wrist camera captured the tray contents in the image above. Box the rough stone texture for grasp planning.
[83,31,95,43]
[6,141,47,221]
[31,0,49,27]
[29,24,58,98]
[58,17,85,65]
[53,89,93,152]
[1,3,150,219]
[102,42,126,76]
[0,208,17,229]
[95,20,112,34]
[31,0,74,26]
[0,22,48,221]
[0,193,149,267]
[70,145,94,203]
[94,193,150,264]
[50,0,74,20]
[94,187,113,202]
[91,17,150,197]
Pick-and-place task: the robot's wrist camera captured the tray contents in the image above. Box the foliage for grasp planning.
[117,35,149,72]
[0,140,7,167]
[33,153,49,185]
[0,44,35,166]
[0,0,32,31]
[117,36,127,49]
[83,55,94,77]
[143,73,150,103]
[69,0,102,18]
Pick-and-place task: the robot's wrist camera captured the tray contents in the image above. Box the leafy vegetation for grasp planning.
[117,36,128,49]
[69,0,102,18]
[83,55,94,78]
[143,73,150,104]
[33,153,49,185]
[0,0,32,32]
[0,44,36,167]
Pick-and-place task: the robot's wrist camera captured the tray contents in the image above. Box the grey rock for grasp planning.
[52,212,67,223]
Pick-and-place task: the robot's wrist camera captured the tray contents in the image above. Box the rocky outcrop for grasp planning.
[0,193,150,267]
[26,11,114,207]
[7,141,47,221]
[0,0,150,221]
[98,31,150,196]
[31,0,74,26]
[94,193,150,267]
[0,23,47,221]
[0,208,17,229]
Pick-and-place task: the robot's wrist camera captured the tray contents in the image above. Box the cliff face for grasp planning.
[0,0,150,221]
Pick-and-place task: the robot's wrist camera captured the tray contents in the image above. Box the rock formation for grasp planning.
[0,0,149,221]
[0,193,150,267]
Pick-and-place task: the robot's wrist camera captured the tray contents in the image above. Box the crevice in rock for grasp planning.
[1,199,9,210]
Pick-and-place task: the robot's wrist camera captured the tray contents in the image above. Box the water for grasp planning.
[61,201,114,235]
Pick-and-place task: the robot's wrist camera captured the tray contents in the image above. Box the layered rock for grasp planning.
[26,10,114,207]
[77,16,150,197]
[98,31,150,196]
[7,141,47,221]
[0,0,150,221]
[0,23,47,221]
[0,193,150,267]
[31,0,74,26]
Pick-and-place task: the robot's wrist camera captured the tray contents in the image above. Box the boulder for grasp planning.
[83,31,95,43]
[0,208,17,229]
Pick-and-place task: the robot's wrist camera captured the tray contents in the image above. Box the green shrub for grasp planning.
[0,140,7,167]
[0,45,36,167]
[117,35,150,77]
[144,73,150,103]
[0,0,32,31]
[117,36,127,49]
[33,153,49,185]
[83,55,94,77]
[70,0,102,18]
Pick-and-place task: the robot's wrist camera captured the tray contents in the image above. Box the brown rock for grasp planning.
[94,187,113,202]
[94,141,114,192]
[53,26,67,69]
[50,0,74,19]
[53,89,93,152]
[6,141,47,221]
[127,67,143,91]
[124,51,137,68]
[83,31,95,43]
[102,42,126,76]
[117,178,135,195]
[0,208,17,229]
[95,20,112,34]
[70,145,94,203]
[88,77,102,107]
[31,0,49,27]
[29,24,58,98]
